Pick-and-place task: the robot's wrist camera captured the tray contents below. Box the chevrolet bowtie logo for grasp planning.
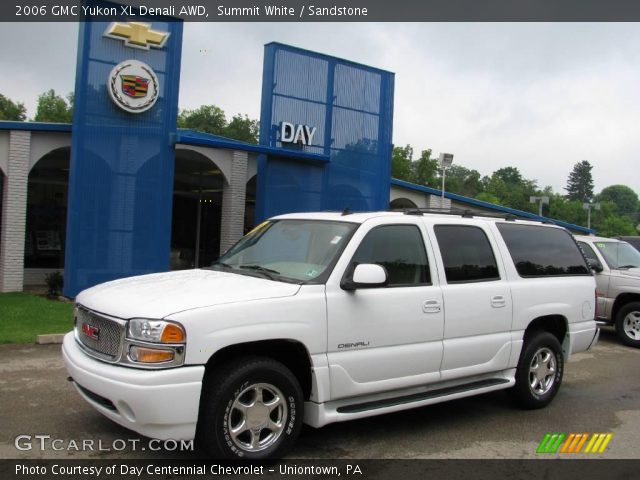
[103,22,170,50]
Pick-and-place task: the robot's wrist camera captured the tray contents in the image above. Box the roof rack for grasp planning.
[391,207,549,224]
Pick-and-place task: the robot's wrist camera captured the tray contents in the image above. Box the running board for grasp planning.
[336,378,510,414]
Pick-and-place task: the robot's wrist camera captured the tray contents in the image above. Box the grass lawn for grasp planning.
[0,292,74,344]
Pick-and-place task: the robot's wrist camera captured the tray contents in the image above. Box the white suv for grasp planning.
[63,211,599,459]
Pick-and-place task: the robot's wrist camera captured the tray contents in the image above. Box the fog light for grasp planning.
[129,346,174,363]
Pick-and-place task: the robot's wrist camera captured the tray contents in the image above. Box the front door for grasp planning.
[325,221,444,400]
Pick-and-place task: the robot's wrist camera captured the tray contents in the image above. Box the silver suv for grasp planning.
[575,235,640,347]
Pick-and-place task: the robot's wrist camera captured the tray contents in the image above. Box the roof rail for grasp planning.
[391,207,549,224]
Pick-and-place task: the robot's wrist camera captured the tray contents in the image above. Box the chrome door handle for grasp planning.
[423,300,441,313]
[491,295,507,308]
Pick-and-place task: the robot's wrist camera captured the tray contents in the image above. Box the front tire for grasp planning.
[615,302,640,348]
[512,331,564,409]
[198,356,304,459]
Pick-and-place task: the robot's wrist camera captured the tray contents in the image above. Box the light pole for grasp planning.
[529,196,549,217]
[438,153,454,205]
[583,202,601,230]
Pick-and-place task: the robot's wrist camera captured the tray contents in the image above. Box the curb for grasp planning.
[36,334,65,345]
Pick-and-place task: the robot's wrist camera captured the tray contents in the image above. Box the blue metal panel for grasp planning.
[64,1,183,297]
[256,43,394,222]
[0,122,71,132]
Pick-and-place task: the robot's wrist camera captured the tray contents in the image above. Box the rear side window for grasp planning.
[352,225,430,287]
[496,223,590,277]
[578,241,599,263]
[434,225,500,283]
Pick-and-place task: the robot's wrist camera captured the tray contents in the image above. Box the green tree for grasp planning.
[548,195,585,226]
[0,93,27,121]
[223,114,259,144]
[178,105,226,134]
[414,149,438,186]
[597,185,639,218]
[484,167,538,212]
[391,145,414,182]
[475,192,501,205]
[34,89,73,123]
[178,105,260,144]
[593,209,636,236]
[565,160,594,203]
[444,165,483,198]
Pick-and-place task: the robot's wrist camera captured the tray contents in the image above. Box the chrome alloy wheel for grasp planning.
[623,311,640,340]
[228,383,287,452]
[529,347,557,395]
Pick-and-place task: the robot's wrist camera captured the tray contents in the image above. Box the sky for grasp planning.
[1,22,639,194]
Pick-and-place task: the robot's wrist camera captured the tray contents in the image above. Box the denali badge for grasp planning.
[81,323,100,340]
[338,341,370,349]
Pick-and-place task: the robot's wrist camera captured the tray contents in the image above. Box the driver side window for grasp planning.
[351,225,431,287]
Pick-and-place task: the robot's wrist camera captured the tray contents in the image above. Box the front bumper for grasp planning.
[62,332,204,440]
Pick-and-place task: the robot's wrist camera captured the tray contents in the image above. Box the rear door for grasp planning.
[431,223,513,381]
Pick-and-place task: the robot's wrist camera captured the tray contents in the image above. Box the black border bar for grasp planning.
[4,0,640,22]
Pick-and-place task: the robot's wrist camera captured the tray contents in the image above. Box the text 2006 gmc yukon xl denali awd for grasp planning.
[63,211,599,458]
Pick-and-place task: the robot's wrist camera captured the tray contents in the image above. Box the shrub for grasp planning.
[45,271,64,298]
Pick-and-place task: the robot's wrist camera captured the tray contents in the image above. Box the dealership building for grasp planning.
[0,15,593,296]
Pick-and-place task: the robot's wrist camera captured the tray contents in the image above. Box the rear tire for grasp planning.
[615,302,640,348]
[197,356,303,459]
[512,331,563,409]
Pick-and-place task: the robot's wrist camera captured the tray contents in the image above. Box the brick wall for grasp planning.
[219,150,248,255]
[0,130,30,292]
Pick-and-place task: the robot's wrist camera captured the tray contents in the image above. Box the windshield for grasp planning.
[594,241,640,269]
[212,219,357,283]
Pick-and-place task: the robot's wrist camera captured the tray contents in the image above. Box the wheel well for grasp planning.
[524,315,567,345]
[202,339,313,400]
[612,293,640,322]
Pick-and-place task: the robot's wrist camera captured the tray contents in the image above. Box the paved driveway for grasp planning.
[1,328,639,459]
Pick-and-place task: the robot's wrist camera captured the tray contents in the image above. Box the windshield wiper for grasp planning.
[210,261,233,270]
[239,265,280,279]
[617,265,638,269]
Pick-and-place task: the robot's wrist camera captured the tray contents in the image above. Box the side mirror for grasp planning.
[342,264,388,291]
[587,258,604,273]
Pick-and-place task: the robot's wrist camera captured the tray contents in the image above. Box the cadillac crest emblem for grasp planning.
[108,59,159,113]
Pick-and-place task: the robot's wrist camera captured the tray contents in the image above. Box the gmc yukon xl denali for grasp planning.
[63,211,599,458]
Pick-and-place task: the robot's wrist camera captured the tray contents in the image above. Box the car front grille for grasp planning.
[75,306,124,362]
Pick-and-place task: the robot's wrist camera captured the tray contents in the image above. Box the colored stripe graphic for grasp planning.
[560,433,589,453]
[537,433,565,453]
[584,433,613,454]
[538,433,612,454]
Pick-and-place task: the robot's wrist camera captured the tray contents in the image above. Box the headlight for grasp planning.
[127,319,186,344]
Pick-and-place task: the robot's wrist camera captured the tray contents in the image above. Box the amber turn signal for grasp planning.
[161,323,186,343]
[129,346,174,363]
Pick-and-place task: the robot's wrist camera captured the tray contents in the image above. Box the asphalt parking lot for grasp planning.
[1,328,640,460]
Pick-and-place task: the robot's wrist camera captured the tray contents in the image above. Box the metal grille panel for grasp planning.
[257,43,394,221]
[75,307,124,361]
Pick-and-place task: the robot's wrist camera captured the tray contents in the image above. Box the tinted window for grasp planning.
[578,241,599,263]
[352,225,430,286]
[434,225,500,283]
[496,223,590,277]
